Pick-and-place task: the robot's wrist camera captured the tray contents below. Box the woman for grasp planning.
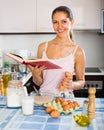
[28,6,86,95]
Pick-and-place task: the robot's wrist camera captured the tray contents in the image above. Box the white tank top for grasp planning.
[40,42,78,94]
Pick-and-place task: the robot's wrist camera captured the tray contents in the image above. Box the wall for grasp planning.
[0,32,104,67]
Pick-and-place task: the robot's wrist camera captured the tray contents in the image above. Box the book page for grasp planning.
[5,53,24,63]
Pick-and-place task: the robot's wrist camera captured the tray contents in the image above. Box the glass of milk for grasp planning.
[22,96,34,116]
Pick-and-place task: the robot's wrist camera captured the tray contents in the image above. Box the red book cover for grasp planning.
[5,52,62,70]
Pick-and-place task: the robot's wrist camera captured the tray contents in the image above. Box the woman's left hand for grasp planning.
[61,77,74,89]
[59,71,74,91]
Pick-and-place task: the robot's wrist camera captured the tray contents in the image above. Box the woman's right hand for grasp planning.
[27,65,46,86]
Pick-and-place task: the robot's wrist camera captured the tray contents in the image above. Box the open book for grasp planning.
[5,53,62,69]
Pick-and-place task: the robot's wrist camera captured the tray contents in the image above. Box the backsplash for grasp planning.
[0,31,104,67]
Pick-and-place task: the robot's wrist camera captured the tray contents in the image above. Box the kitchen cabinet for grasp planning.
[101,0,104,9]
[36,0,61,32]
[0,0,103,33]
[0,0,61,33]
[61,0,101,30]
[0,0,36,32]
[37,0,102,32]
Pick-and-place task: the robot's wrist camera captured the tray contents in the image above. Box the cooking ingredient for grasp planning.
[44,97,80,114]
[2,65,11,96]
[73,101,80,109]
[34,95,52,105]
[55,97,61,103]
[45,106,53,114]
[63,105,70,111]
[2,74,11,96]
[0,78,3,95]
[73,115,90,127]
[61,100,68,107]
[82,100,89,115]
[22,96,34,116]
[50,110,60,118]
[6,80,25,107]
[67,99,71,104]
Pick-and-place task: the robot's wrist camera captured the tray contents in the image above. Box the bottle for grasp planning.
[0,78,3,95]
[0,50,3,68]
[82,100,89,115]
[2,62,11,96]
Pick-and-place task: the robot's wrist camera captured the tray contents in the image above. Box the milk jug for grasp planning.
[6,80,25,107]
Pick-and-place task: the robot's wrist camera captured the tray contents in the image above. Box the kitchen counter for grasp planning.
[0,96,104,130]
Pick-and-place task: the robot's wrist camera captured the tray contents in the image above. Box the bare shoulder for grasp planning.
[38,40,54,49]
[38,42,46,50]
[76,46,85,57]
[37,42,46,58]
[74,45,86,64]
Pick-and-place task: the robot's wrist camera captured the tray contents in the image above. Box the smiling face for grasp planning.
[52,11,72,38]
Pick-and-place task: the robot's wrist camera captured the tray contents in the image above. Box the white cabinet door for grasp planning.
[101,0,104,9]
[36,0,61,32]
[0,0,36,32]
[62,0,101,30]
